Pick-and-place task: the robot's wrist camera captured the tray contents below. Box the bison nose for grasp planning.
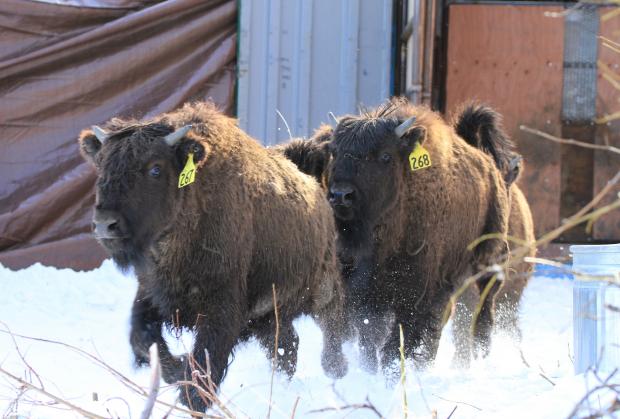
[329,186,355,207]
[92,211,125,239]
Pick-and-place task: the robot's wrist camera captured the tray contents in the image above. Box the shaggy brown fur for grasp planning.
[273,124,332,185]
[279,98,510,372]
[78,102,347,412]
[451,103,536,365]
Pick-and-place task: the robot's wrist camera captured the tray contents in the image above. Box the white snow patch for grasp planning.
[0,260,609,418]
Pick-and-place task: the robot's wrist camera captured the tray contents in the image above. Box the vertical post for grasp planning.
[559,5,599,241]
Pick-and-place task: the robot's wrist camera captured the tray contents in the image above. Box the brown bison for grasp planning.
[78,102,347,412]
[278,98,510,372]
[451,104,536,360]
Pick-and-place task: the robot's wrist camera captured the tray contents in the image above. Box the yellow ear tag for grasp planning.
[409,143,432,171]
[178,152,196,188]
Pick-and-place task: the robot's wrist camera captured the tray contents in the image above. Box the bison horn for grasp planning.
[91,125,109,143]
[164,125,193,146]
[394,116,416,138]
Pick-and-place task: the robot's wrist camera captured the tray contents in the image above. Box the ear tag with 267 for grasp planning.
[409,143,432,171]
[178,152,196,188]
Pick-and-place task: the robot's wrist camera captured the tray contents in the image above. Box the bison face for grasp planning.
[327,115,423,241]
[79,124,206,268]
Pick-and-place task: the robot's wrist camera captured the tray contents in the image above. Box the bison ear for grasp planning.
[504,154,523,186]
[398,126,425,156]
[78,129,102,163]
[174,139,208,169]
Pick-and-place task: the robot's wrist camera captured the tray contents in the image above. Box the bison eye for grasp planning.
[149,165,161,178]
[381,153,392,164]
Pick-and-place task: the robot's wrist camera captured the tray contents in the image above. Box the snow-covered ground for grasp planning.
[0,260,607,418]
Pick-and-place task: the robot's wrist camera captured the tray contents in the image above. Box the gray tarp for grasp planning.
[0,0,237,270]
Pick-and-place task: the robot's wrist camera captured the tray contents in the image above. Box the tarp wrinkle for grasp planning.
[0,0,237,270]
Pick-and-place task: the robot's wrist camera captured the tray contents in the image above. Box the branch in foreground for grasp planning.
[431,393,482,411]
[306,397,384,418]
[140,343,161,419]
[0,365,108,419]
[0,325,217,418]
[520,125,620,155]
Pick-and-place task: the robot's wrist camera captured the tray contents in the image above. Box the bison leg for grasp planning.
[451,283,478,368]
[258,319,299,378]
[472,274,502,358]
[358,331,379,374]
[314,299,349,379]
[129,285,182,382]
[179,319,241,412]
[379,323,407,379]
[380,311,443,375]
[494,273,529,341]
[353,306,393,374]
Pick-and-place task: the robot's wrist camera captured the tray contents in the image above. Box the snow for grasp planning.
[0,260,609,418]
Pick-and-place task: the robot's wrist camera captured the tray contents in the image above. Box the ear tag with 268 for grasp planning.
[178,152,196,188]
[409,143,432,171]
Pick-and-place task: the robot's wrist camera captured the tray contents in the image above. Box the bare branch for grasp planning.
[306,396,384,417]
[140,343,161,419]
[0,365,108,419]
[267,283,280,419]
[519,125,620,155]
[431,394,482,411]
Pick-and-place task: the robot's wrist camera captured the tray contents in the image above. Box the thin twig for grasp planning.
[399,324,409,418]
[307,397,384,417]
[446,406,458,419]
[276,109,294,141]
[140,343,161,419]
[267,283,280,419]
[523,257,619,284]
[538,365,556,386]
[431,394,482,411]
[0,326,217,418]
[572,171,620,220]
[470,274,498,337]
[290,396,300,419]
[0,321,45,391]
[0,365,108,419]
[520,125,620,155]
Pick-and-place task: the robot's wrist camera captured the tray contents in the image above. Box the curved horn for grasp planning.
[164,125,192,147]
[394,116,416,138]
[91,125,109,143]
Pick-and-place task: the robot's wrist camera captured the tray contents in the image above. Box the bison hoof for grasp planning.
[179,384,210,414]
[161,354,187,384]
[133,351,150,367]
[322,350,348,379]
[360,345,379,374]
[276,356,297,379]
[474,342,491,359]
[451,349,472,369]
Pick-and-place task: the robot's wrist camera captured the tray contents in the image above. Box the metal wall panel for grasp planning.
[562,5,599,123]
[237,0,392,145]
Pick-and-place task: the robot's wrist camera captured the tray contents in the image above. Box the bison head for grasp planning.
[326,107,424,245]
[79,122,206,268]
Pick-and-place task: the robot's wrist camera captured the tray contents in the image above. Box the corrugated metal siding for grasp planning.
[237,0,393,145]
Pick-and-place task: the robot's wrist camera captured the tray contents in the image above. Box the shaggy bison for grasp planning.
[451,104,536,355]
[79,102,347,412]
[279,98,510,372]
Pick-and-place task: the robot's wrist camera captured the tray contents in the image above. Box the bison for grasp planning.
[451,104,536,361]
[278,98,510,372]
[78,101,347,412]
